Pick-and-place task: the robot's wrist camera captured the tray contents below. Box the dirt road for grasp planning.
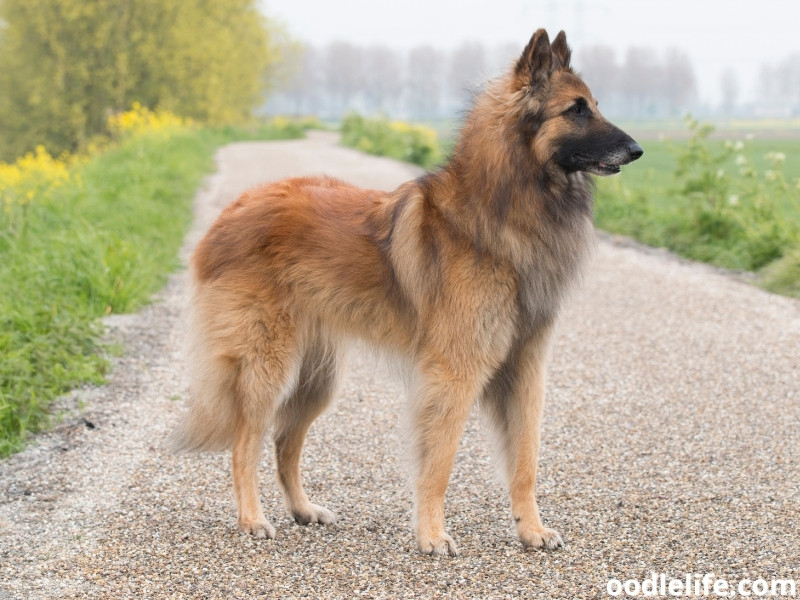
[2,132,799,599]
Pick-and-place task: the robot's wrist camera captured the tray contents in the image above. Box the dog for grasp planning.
[173,28,642,556]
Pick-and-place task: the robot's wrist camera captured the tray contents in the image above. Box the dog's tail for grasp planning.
[169,284,239,453]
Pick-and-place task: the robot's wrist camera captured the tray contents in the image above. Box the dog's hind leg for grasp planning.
[483,324,564,550]
[273,338,341,526]
[232,316,300,540]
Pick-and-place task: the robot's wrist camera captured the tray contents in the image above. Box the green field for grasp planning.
[596,133,800,240]
[594,121,800,296]
[599,135,800,210]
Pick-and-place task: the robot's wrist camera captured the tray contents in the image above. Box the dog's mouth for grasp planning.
[555,139,643,176]
[587,161,622,176]
[570,154,627,176]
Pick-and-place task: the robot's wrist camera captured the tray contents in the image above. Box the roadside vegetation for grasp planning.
[595,117,800,297]
[0,108,305,456]
[0,0,291,161]
[340,113,442,169]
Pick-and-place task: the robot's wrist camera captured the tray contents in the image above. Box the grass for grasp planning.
[595,119,800,295]
[0,119,304,456]
[340,113,442,169]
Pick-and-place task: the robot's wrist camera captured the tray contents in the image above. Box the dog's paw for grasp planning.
[417,532,459,556]
[292,503,336,526]
[239,518,276,540]
[519,525,564,550]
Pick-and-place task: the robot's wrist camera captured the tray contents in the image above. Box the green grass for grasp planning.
[595,120,800,296]
[340,113,442,169]
[0,123,303,456]
[597,137,800,208]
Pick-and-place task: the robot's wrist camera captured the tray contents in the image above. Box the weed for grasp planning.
[596,116,800,296]
[340,113,442,169]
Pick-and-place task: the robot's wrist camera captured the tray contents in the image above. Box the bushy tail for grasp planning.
[170,365,238,452]
[170,289,239,452]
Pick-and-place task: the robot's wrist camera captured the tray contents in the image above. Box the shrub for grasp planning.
[596,115,800,296]
[340,113,442,169]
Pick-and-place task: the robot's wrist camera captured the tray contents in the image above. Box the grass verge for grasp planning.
[595,117,800,297]
[0,118,303,456]
[340,113,442,169]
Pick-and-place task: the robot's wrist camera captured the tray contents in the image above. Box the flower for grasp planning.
[765,151,786,164]
[108,103,186,137]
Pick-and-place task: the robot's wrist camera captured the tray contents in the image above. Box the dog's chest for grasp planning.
[516,213,594,324]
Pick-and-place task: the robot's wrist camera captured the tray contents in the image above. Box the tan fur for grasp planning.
[172,28,641,556]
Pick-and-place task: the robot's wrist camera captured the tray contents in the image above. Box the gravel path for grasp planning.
[2,131,799,599]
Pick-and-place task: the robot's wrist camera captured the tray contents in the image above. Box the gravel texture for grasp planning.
[1,131,799,599]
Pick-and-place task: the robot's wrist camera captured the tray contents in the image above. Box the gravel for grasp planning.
[1,131,799,599]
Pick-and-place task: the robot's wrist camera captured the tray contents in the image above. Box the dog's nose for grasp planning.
[628,142,643,160]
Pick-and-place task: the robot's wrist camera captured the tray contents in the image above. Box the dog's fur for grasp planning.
[173,28,642,556]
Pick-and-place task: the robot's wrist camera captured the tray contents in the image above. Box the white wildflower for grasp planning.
[728,195,739,206]
[735,155,747,166]
[766,151,786,164]
[734,141,745,151]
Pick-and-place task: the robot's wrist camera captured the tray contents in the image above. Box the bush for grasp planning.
[340,113,442,169]
[596,116,800,296]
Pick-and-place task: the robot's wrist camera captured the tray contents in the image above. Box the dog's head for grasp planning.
[512,29,643,176]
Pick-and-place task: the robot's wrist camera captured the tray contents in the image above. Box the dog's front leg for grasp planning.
[483,324,564,550]
[411,363,482,556]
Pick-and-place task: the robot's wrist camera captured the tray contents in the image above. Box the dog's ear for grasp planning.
[515,28,552,88]
[551,30,571,71]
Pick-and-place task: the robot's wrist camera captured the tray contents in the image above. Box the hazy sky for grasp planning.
[262,0,800,106]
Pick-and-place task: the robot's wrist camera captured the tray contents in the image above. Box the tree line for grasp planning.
[268,41,800,121]
[0,0,287,161]
[266,41,700,122]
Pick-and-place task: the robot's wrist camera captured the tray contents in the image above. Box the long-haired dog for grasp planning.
[173,28,642,555]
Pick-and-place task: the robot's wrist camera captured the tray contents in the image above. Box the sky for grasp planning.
[262,0,800,106]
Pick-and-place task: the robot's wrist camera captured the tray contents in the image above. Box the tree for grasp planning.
[447,42,487,112]
[720,69,740,116]
[619,46,662,118]
[324,41,365,118]
[407,45,444,119]
[662,48,696,115]
[362,45,403,115]
[576,45,620,111]
[0,0,286,160]
[270,44,323,116]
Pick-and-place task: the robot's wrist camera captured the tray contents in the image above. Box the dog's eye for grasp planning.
[570,104,583,115]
